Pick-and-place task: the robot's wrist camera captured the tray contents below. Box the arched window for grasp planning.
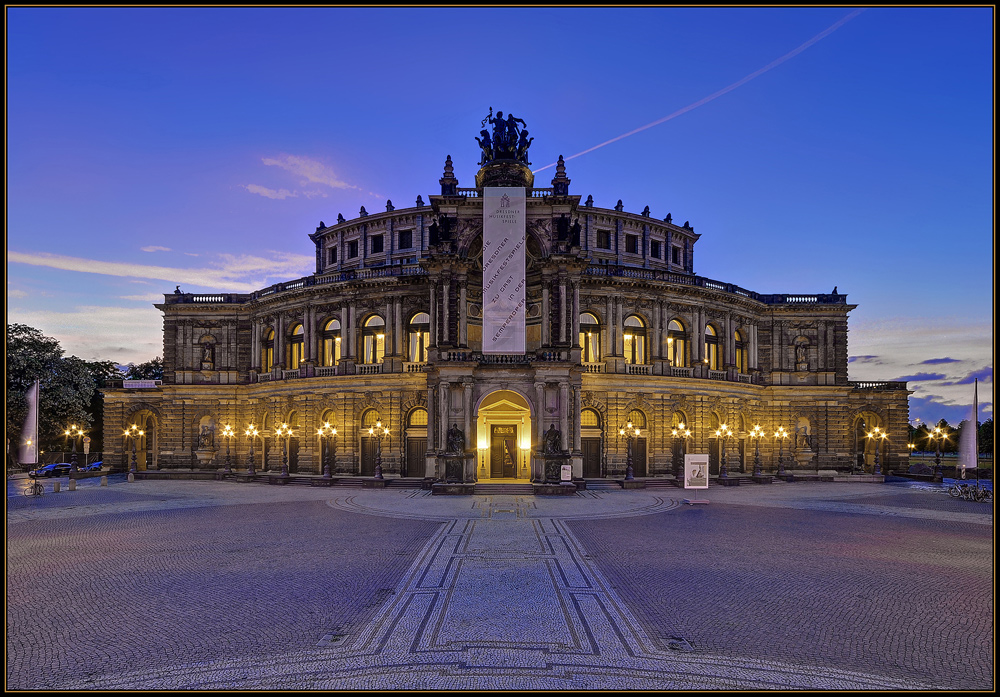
[623,315,646,365]
[627,409,646,429]
[734,329,747,374]
[667,319,688,367]
[704,324,721,370]
[322,319,341,367]
[579,312,601,363]
[408,312,430,363]
[581,408,601,428]
[407,408,428,427]
[361,409,382,428]
[362,315,385,364]
[261,329,274,372]
[288,324,304,370]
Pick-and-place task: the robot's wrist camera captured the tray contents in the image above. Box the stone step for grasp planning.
[583,479,622,490]
[474,483,534,495]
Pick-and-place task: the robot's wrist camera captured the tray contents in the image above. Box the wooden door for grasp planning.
[491,425,517,478]
[361,438,376,475]
[632,438,647,477]
[405,437,426,478]
[582,437,602,478]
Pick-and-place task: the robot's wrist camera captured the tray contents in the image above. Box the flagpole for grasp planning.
[974,378,979,486]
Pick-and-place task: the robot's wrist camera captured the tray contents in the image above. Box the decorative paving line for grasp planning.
[55,494,946,690]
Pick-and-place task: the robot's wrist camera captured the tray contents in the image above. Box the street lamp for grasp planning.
[618,420,641,481]
[275,423,293,477]
[222,424,235,474]
[317,422,337,478]
[368,420,389,480]
[930,427,948,481]
[64,424,85,473]
[244,424,259,476]
[750,424,766,477]
[714,423,733,479]
[123,424,144,474]
[670,422,692,479]
[866,426,888,475]
[773,426,789,476]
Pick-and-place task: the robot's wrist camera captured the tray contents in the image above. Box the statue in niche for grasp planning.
[570,218,581,247]
[544,424,563,455]
[795,343,808,370]
[198,424,215,450]
[447,424,465,454]
[201,342,215,367]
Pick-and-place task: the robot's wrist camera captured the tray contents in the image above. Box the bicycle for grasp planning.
[22,479,44,497]
[948,482,993,502]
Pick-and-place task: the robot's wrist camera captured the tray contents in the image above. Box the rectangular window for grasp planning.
[398,229,412,249]
[328,247,337,264]
[371,235,384,254]
[650,240,661,259]
[626,234,638,254]
[597,230,611,249]
[671,246,681,265]
[348,240,359,259]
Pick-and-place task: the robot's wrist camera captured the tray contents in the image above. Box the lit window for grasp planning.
[363,316,385,364]
[667,319,687,367]
[579,312,601,363]
[705,324,721,370]
[623,315,646,365]
[322,319,341,366]
[288,324,304,369]
[262,329,274,372]
[408,312,430,362]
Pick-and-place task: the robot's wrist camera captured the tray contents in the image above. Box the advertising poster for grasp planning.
[684,454,710,489]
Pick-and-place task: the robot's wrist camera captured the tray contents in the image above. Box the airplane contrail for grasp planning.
[533,9,866,173]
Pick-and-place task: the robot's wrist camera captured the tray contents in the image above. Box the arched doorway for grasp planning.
[581,408,603,478]
[625,409,647,477]
[476,389,532,480]
[359,409,382,476]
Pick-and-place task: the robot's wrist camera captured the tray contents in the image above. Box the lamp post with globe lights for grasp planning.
[714,423,733,479]
[866,426,888,475]
[368,420,389,480]
[618,419,641,481]
[244,424,259,476]
[317,422,337,478]
[670,422,692,479]
[275,423,293,477]
[221,424,235,474]
[773,426,789,477]
[750,424,766,477]
[124,424,144,474]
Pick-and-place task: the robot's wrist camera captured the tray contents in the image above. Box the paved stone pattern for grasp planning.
[570,486,994,690]
[5,477,992,689]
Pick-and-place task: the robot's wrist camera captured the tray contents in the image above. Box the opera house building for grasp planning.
[103,114,910,487]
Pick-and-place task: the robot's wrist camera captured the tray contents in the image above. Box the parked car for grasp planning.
[28,463,72,478]
[81,461,104,472]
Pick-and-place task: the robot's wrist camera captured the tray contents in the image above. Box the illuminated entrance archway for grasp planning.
[475,389,533,480]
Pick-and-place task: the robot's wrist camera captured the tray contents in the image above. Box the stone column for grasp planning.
[426,386,436,450]
[652,300,661,359]
[463,381,473,452]
[429,283,437,347]
[571,282,580,347]
[560,382,569,450]
[442,277,450,344]
[394,298,403,356]
[342,303,350,358]
[459,279,468,347]
[251,320,260,370]
[541,280,550,346]
[534,382,545,445]
[439,382,449,449]
[750,323,758,370]
[275,314,285,370]
[559,275,567,344]
[573,386,582,451]
[615,298,624,356]
[348,303,357,359]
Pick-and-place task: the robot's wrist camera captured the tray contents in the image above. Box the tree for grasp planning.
[83,360,126,453]
[978,418,993,456]
[6,324,96,464]
[124,357,164,380]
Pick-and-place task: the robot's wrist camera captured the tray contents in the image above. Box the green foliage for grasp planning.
[979,418,993,455]
[125,357,164,380]
[6,324,97,461]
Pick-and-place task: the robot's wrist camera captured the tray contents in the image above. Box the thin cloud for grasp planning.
[951,367,993,386]
[140,245,171,252]
[8,250,313,293]
[848,355,880,364]
[921,357,961,365]
[262,154,361,191]
[245,184,297,200]
[893,372,947,382]
[119,293,166,302]
[8,288,28,299]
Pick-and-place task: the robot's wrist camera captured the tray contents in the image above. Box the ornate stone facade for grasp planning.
[103,141,910,480]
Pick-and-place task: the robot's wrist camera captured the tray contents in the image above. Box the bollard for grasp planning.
[69,480,77,491]
[53,481,60,493]
[127,472,135,483]
[101,476,108,487]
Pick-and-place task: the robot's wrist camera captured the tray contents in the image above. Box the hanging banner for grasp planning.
[483,187,526,353]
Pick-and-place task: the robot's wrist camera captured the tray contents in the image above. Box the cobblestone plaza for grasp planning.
[6,476,992,690]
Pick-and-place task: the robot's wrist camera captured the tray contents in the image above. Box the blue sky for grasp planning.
[7,7,993,427]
